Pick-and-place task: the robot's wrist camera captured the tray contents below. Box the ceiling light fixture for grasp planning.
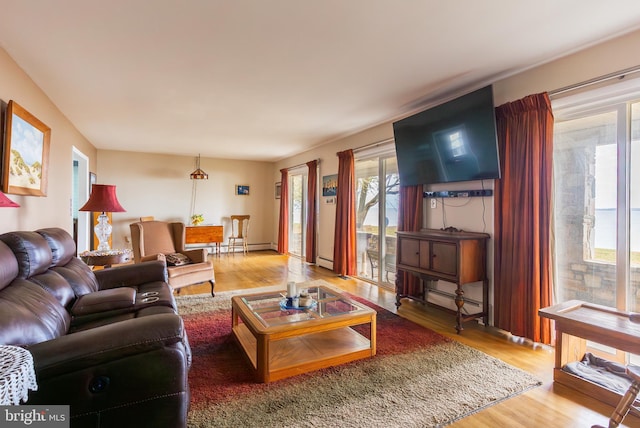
[190,154,208,180]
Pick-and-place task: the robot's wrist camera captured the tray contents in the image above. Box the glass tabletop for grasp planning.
[239,285,370,328]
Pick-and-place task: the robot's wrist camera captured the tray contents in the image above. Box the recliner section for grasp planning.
[0,227,191,428]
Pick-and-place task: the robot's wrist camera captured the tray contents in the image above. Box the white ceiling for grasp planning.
[1,1,640,162]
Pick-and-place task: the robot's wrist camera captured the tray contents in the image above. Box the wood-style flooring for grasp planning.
[179,250,638,428]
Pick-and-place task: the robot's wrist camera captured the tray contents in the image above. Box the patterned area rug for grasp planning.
[177,281,541,427]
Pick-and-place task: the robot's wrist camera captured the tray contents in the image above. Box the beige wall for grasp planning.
[96,150,274,250]
[273,28,640,322]
[0,47,96,234]
[1,26,639,288]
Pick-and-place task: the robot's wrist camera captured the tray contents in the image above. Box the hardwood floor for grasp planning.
[180,250,638,428]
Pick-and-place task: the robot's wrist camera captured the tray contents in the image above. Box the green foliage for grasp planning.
[594,248,640,266]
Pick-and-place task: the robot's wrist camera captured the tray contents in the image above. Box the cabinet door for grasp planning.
[398,238,420,268]
[432,242,457,276]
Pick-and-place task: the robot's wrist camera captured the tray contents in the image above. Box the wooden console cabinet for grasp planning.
[395,229,489,333]
[185,225,223,255]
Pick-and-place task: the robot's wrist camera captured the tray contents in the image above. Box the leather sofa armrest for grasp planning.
[181,248,207,263]
[95,260,167,290]
[71,287,136,316]
[27,313,186,378]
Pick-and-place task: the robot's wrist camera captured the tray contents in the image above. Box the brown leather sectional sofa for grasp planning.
[0,227,191,427]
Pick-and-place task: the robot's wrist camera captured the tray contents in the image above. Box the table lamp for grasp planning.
[79,184,125,250]
[0,192,19,207]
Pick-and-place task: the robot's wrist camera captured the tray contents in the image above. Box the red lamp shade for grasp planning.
[0,192,19,208]
[79,184,125,213]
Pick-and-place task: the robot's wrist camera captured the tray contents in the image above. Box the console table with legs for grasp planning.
[395,228,489,333]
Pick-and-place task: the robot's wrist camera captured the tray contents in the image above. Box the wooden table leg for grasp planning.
[454,284,464,334]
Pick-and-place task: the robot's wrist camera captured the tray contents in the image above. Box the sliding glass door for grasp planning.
[553,88,640,363]
[288,170,307,258]
[355,154,399,288]
[554,102,640,311]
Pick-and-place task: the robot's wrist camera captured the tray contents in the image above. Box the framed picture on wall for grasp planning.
[275,182,281,199]
[236,185,250,195]
[2,100,51,196]
[322,174,337,197]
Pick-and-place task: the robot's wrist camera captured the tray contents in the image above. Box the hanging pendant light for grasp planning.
[190,154,208,180]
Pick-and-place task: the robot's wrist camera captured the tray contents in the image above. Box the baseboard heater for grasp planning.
[189,243,273,253]
[317,257,333,271]
[426,288,482,307]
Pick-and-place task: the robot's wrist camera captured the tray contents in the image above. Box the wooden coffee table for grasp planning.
[231,284,376,383]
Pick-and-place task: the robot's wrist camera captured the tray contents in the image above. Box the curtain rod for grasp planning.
[548,65,640,97]
[352,138,394,153]
[285,159,320,171]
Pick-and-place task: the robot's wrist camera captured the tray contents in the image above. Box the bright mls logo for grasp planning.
[0,406,69,427]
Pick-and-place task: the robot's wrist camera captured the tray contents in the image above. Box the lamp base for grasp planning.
[94,212,113,251]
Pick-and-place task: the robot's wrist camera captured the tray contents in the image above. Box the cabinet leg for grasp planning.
[455,285,464,334]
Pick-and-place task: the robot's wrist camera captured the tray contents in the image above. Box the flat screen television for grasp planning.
[393,85,500,186]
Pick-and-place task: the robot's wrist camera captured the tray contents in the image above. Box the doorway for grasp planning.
[288,168,307,258]
[72,148,90,254]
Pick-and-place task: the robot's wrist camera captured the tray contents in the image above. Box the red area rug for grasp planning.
[179,287,540,427]
[183,295,450,407]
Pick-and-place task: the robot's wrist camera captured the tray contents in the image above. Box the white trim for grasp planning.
[552,75,640,118]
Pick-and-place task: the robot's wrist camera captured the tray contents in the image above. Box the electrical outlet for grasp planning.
[430,199,437,209]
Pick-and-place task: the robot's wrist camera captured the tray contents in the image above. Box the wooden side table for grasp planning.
[80,249,132,268]
[0,345,38,405]
[185,225,223,255]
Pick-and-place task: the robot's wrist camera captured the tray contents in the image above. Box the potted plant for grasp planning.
[191,214,204,226]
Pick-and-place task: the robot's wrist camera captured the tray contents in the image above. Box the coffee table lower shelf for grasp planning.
[232,323,373,383]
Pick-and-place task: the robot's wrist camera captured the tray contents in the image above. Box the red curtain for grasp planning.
[277,169,289,254]
[494,93,553,344]
[398,185,423,296]
[305,160,318,263]
[333,150,357,276]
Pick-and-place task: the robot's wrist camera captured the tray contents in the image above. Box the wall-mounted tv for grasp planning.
[393,85,500,186]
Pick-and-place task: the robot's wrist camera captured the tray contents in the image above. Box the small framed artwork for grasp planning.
[2,100,51,196]
[275,182,281,199]
[89,172,97,189]
[236,185,250,195]
[322,174,338,197]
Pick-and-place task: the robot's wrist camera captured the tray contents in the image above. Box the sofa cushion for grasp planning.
[0,279,70,346]
[51,258,100,296]
[0,241,18,290]
[29,270,77,309]
[165,252,191,266]
[0,232,53,278]
[37,227,77,266]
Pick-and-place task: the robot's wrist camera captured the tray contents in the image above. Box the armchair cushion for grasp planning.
[166,252,191,266]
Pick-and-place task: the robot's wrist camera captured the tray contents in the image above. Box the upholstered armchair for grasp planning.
[130,220,215,296]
